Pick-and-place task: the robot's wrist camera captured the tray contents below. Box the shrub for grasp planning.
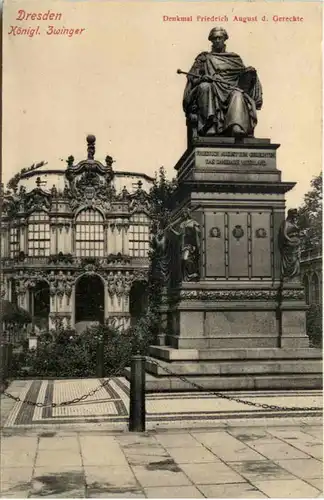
[10,320,157,379]
[306,304,322,348]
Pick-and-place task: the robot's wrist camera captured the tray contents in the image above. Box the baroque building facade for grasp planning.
[1,136,154,332]
[300,248,322,307]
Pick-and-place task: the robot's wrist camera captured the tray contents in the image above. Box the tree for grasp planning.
[298,172,322,250]
[149,166,177,223]
[130,167,177,346]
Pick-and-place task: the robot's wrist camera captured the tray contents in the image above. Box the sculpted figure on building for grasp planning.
[278,209,303,281]
[169,209,201,283]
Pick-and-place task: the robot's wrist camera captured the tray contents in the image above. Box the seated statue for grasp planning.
[278,209,303,281]
[182,27,263,139]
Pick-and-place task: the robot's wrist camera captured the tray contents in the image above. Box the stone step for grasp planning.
[145,358,322,377]
[139,372,323,392]
[167,336,288,349]
[149,346,322,361]
[123,368,323,391]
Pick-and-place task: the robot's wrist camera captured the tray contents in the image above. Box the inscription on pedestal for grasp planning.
[195,148,276,170]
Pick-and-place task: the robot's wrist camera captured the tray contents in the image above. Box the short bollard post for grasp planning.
[129,355,146,432]
[7,343,13,378]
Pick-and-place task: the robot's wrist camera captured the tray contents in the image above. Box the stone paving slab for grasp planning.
[0,424,323,498]
[252,478,320,498]
[1,379,323,497]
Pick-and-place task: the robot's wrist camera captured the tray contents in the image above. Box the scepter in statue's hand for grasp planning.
[176,69,244,93]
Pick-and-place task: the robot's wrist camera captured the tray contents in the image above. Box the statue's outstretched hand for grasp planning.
[200,75,214,83]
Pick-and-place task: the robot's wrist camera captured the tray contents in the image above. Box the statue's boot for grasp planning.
[232,124,246,138]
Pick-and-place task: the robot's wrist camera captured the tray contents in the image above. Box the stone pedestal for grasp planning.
[138,137,322,391]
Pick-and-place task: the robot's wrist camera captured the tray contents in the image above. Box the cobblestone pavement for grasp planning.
[1,379,323,498]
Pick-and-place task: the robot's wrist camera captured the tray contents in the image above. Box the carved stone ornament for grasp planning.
[209,227,221,238]
[179,289,278,301]
[65,135,116,215]
[106,270,148,297]
[281,288,305,301]
[129,180,151,214]
[24,186,52,214]
[232,225,244,241]
[255,228,267,238]
[13,270,77,298]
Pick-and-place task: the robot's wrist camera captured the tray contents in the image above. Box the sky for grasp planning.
[2,0,322,208]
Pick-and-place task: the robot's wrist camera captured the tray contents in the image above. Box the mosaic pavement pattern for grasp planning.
[2,378,323,428]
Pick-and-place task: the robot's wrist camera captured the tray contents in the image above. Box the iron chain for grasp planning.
[148,358,323,413]
[2,358,322,413]
[1,361,126,408]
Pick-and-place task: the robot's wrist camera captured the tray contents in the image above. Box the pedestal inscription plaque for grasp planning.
[195,148,277,170]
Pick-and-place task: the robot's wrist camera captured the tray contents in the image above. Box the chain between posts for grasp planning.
[0,362,127,408]
[1,356,323,413]
[148,358,323,413]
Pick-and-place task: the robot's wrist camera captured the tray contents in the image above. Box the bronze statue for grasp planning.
[181,27,263,138]
[170,209,200,282]
[278,209,303,281]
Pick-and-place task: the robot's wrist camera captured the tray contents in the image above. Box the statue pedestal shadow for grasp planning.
[142,138,322,392]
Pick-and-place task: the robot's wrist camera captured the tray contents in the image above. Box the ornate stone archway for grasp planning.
[75,274,105,326]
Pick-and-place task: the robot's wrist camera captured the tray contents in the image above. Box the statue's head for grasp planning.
[183,208,191,220]
[208,27,228,53]
[287,208,298,223]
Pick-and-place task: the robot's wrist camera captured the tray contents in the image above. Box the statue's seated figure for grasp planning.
[182,27,263,140]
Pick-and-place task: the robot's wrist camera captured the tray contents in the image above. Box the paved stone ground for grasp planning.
[1,379,323,498]
[1,425,323,498]
[1,379,322,430]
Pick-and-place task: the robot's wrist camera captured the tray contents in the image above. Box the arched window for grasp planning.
[9,226,20,258]
[303,274,310,305]
[75,208,104,257]
[28,212,50,257]
[311,272,320,304]
[129,213,150,257]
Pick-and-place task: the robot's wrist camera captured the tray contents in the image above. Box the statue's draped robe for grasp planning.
[178,219,200,282]
[153,219,200,287]
[183,51,263,135]
[278,220,301,280]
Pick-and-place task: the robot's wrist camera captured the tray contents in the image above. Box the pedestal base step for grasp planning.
[166,336,309,349]
[145,358,322,377]
[123,346,322,392]
[149,346,321,361]
[136,372,323,392]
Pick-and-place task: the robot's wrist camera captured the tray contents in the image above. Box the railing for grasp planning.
[301,248,322,263]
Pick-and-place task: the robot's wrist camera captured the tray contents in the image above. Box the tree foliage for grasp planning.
[149,166,177,222]
[11,324,147,378]
[298,172,322,250]
[306,304,322,348]
[144,167,177,339]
